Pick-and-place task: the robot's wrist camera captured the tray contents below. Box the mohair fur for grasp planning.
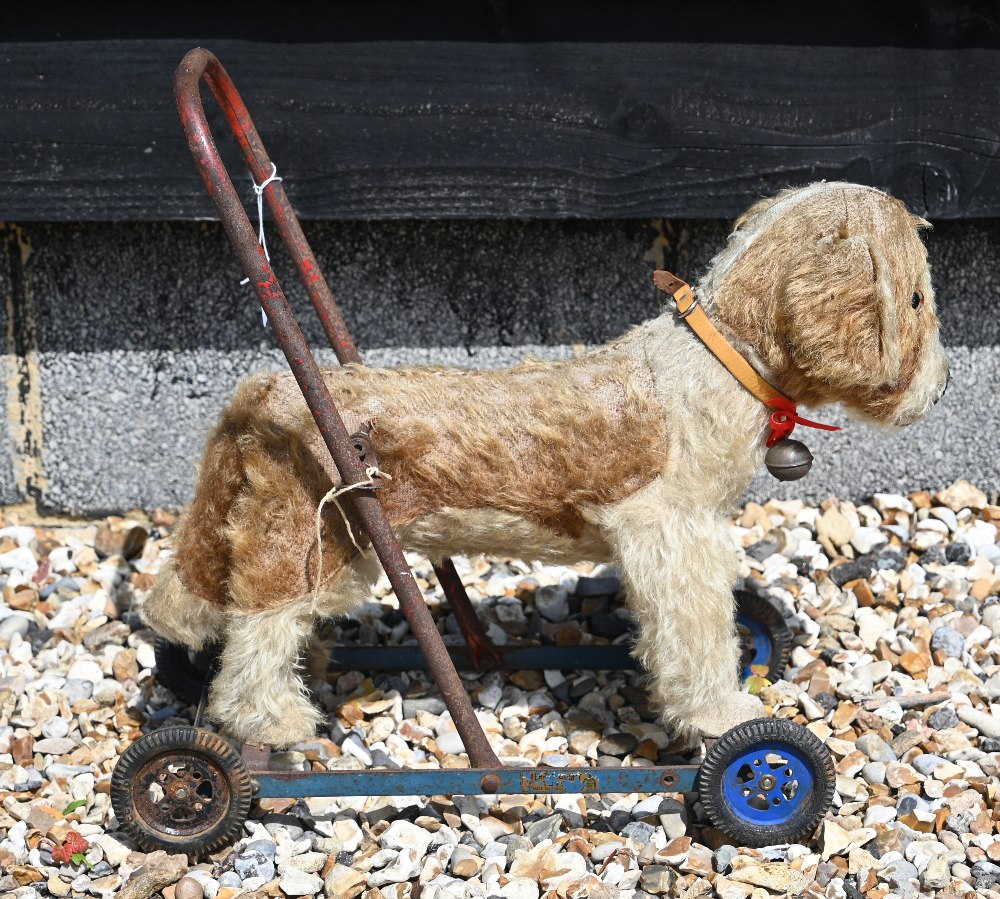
[143,182,949,748]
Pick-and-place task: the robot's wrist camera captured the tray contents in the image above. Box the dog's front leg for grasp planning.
[601,480,764,739]
[207,600,324,748]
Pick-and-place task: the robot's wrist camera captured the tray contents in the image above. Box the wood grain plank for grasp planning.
[2,40,999,220]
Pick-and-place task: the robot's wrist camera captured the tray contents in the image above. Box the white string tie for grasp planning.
[239,162,283,326]
[312,466,393,591]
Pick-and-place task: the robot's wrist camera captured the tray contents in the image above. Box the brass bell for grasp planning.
[765,438,813,481]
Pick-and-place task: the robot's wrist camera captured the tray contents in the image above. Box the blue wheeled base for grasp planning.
[112,719,835,852]
[250,763,697,799]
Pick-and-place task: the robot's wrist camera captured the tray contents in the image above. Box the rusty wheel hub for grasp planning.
[133,751,231,837]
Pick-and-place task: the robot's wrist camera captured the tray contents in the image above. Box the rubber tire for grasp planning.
[153,637,220,704]
[735,590,793,682]
[111,726,252,855]
[697,717,835,848]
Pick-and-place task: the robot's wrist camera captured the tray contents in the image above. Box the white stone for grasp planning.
[499,879,540,899]
[864,805,897,827]
[874,493,914,514]
[856,612,892,651]
[135,642,157,670]
[912,530,944,550]
[957,706,1000,738]
[278,867,323,896]
[851,527,888,555]
[0,612,32,641]
[381,820,434,856]
[327,817,363,852]
[930,507,959,532]
[0,546,38,574]
[341,732,373,765]
[66,658,104,684]
[0,526,37,547]
[820,821,876,860]
[478,684,503,709]
[369,848,421,886]
[283,851,326,874]
[89,834,131,867]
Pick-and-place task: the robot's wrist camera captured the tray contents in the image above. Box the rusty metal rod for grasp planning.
[186,49,502,668]
[174,48,500,769]
[189,57,359,366]
[432,559,502,672]
[199,52,504,673]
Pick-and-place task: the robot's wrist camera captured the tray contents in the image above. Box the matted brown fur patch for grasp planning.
[174,349,671,611]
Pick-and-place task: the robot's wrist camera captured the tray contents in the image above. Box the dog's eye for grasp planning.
[911,291,923,310]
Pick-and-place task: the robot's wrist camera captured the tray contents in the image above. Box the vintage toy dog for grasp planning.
[144,182,949,748]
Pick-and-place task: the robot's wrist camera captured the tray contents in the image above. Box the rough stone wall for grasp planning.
[1,218,997,515]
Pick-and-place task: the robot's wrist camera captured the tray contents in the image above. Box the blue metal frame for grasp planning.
[251,765,697,798]
[326,644,637,672]
[720,740,814,826]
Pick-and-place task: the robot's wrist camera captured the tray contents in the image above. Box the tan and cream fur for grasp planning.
[143,182,949,747]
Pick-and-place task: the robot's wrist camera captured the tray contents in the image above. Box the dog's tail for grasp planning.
[141,558,226,651]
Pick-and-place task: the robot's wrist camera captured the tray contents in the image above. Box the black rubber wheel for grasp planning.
[697,717,834,847]
[111,726,252,854]
[735,591,793,683]
[153,638,221,704]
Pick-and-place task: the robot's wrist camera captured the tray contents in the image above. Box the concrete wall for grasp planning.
[1,217,998,515]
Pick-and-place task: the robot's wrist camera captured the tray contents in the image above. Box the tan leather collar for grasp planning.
[653,270,840,447]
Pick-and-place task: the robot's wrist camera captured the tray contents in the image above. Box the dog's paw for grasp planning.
[689,692,765,739]
[262,702,324,749]
[209,692,323,749]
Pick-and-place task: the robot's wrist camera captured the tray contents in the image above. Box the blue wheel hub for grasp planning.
[721,740,814,826]
[737,613,773,681]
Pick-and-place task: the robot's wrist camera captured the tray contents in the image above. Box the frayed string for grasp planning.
[239,162,283,327]
[313,466,393,590]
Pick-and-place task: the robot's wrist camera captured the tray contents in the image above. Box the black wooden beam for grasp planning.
[5,2,1000,48]
[2,39,999,221]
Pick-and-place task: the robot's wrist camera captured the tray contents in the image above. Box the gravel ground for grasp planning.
[2,480,1000,899]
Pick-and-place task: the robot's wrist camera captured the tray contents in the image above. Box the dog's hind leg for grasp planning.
[601,480,764,739]
[206,551,382,748]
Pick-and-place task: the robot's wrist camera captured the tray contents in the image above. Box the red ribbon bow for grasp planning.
[765,396,841,447]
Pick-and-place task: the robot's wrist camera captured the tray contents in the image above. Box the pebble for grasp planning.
[861,761,886,785]
[928,706,960,730]
[234,848,275,882]
[174,875,207,899]
[0,615,30,644]
[713,845,738,873]
[856,733,897,764]
[278,868,323,896]
[931,626,966,658]
[596,732,638,756]
[958,706,1000,738]
[381,819,434,856]
[534,584,569,621]
[324,864,366,898]
[851,527,888,554]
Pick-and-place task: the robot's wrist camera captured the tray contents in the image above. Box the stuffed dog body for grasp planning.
[144,183,949,747]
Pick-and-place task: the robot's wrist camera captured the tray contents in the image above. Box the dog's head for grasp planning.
[702,182,949,427]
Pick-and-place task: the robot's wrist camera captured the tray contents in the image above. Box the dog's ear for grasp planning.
[781,225,901,391]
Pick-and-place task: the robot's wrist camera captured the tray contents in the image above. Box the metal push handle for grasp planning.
[173,48,501,770]
[176,49,359,365]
